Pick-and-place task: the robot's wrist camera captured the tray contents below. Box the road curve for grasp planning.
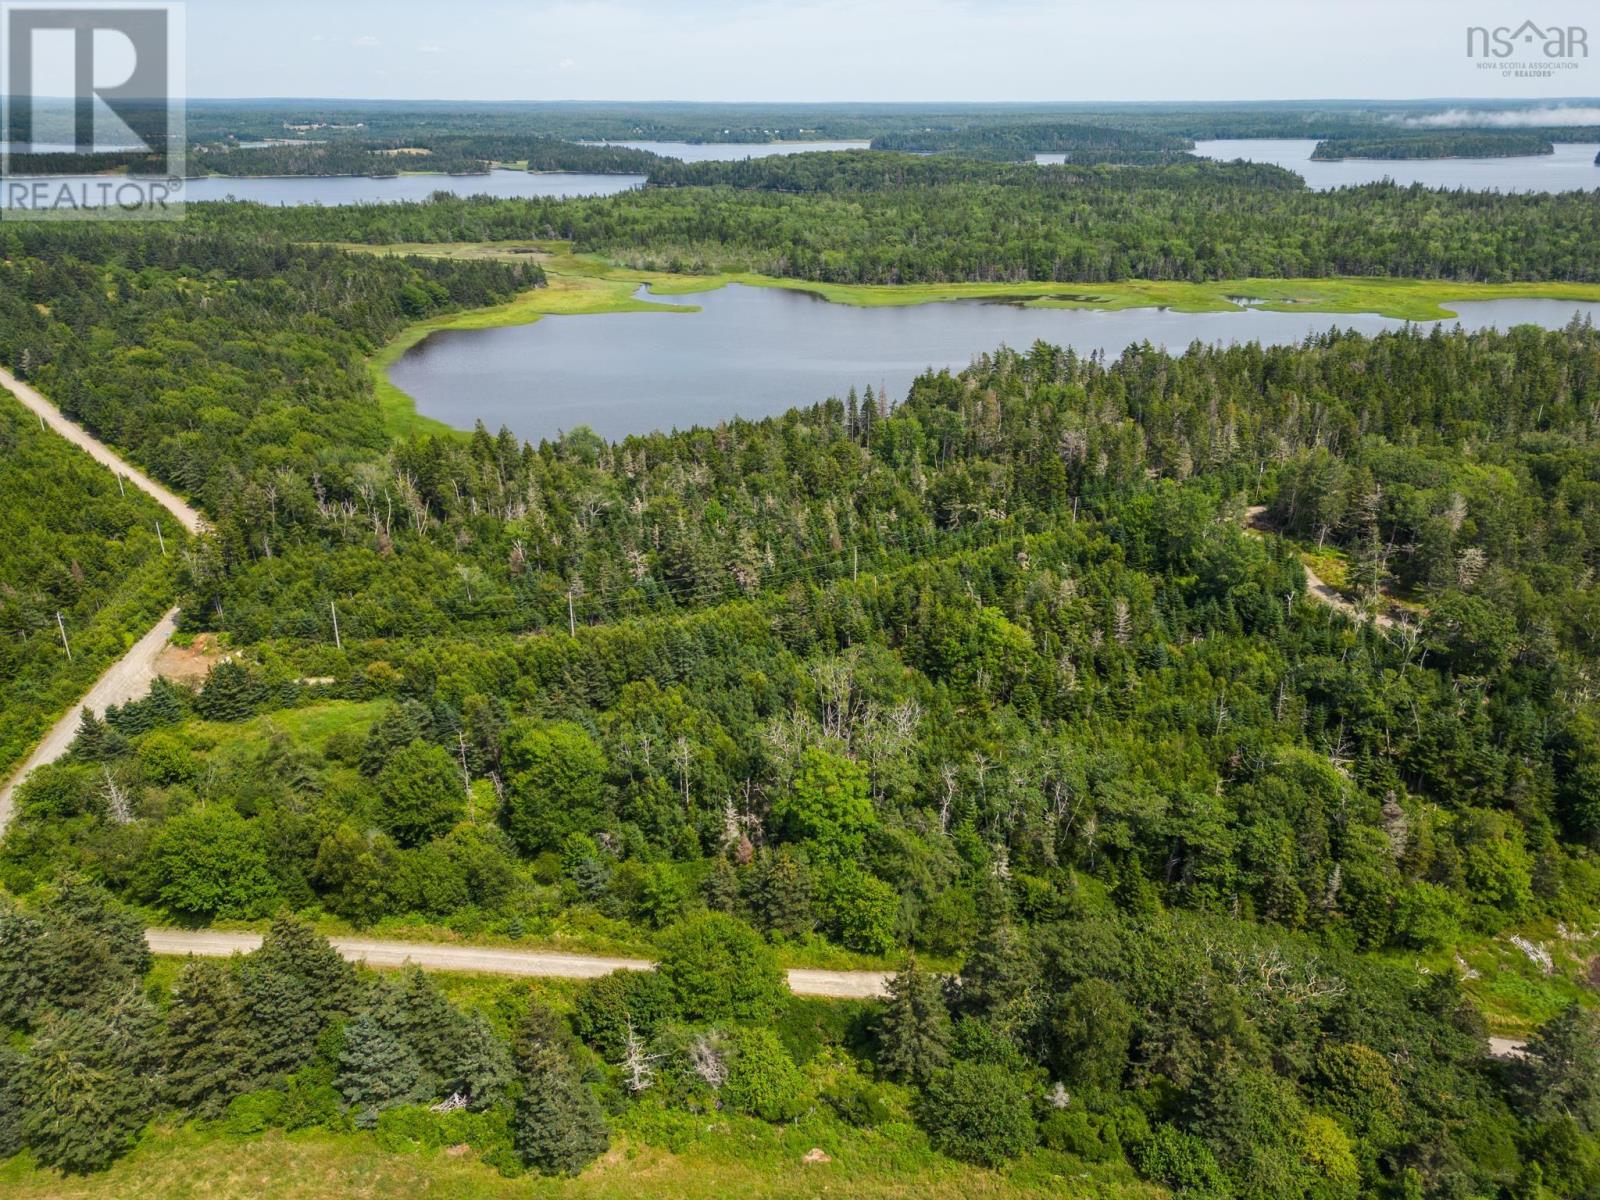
[145,928,893,999]
[0,365,205,535]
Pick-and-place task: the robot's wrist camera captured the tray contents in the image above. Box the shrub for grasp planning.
[373,1104,447,1153]
[1139,1124,1229,1200]
[1040,1107,1122,1162]
[657,914,786,1023]
[144,806,279,919]
[375,740,467,848]
[224,1089,286,1136]
[572,969,678,1060]
[722,1027,805,1122]
[917,1061,1036,1167]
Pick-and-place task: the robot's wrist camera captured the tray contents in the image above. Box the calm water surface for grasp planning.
[1192,139,1600,191]
[0,168,642,208]
[590,140,871,161]
[177,169,643,205]
[389,284,1600,444]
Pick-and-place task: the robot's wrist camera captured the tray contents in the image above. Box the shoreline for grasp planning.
[349,240,1600,438]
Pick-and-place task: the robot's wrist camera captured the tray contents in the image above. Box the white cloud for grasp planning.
[418,41,445,54]
[558,57,577,71]
[352,35,380,48]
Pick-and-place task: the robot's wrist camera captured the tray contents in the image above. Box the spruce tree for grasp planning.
[254,915,359,1020]
[0,1044,23,1160]
[337,1013,428,1126]
[164,959,252,1117]
[957,882,1038,1035]
[451,1012,515,1110]
[34,883,150,1015]
[511,1003,609,1175]
[0,903,43,1026]
[19,998,158,1174]
[371,965,467,1090]
[240,960,322,1079]
[513,1056,610,1175]
[879,958,952,1084]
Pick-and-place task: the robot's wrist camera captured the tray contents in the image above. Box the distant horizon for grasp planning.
[154,0,1600,104]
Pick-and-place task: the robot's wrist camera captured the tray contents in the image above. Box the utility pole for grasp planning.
[329,600,342,650]
[852,546,858,583]
[116,474,126,497]
[155,520,165,556]
[567,588,576,637]
[56,612,71,660]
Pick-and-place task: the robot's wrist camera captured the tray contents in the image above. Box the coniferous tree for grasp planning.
[163,959,252,1117]
[957,883,1038,1036]
[337,1013,428,1126]
[879,957,952,1084]
[512,1007,609,1176]
[372,965,467,1090]
[1514,1003,1600,1130]
[19,997,158,1174]
[451,1011,515,1110]
[253,915,359,1020]
[0,1044,23,1160]
[33,883,150,1016]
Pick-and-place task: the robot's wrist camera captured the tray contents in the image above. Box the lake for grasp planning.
[0,168,643,209]
[388,283,1600,444]
[178,169,643,206]
[1191,139,1600,191]
[589,140,871,161]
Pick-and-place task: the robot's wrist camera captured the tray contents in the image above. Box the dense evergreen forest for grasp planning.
[176,98,1600,147]
[191,155,1600,284]
[1311,133,1557,161]
[868,121,1193,159]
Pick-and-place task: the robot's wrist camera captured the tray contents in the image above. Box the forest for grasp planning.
[3,196,1600,1191]
[3,117,1600,1197]
[868,121,1193,159]
[1311,133,1557,161]
[0,394,178,779]
[187,156,1600,285]
[189,136,663,179]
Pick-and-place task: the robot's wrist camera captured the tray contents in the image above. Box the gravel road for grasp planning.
[0,367,209,830]
[0,608,184,832]
[1,365,205,534]
[144,928,893,998]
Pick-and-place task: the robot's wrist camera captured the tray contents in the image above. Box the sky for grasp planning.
[170,0,1600,102]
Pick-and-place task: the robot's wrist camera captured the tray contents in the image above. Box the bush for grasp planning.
[224,1089,286,1136]
[817,864,900,955]
[657,914,787,1023]
[144,806,279,919]
[572,969,678,1060]
[1040,1107,1122,1162]
[722,1027,805,1122]
[373,1105,447,1153]
[1391,881,1466,950]
[279,1073,342,1131]
[375,740,467,848]
[1139,1124,1229,1200]
[917,1061,1036,1167]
